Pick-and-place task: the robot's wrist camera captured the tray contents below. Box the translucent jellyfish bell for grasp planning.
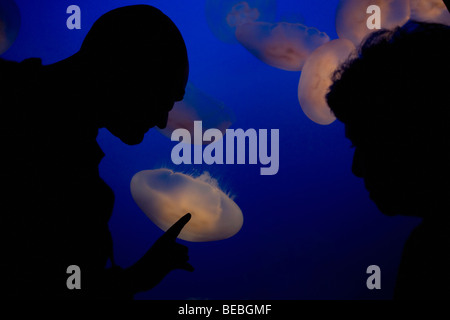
[158,82,234,145]
[205,0,277,43]
[235,21,330,71]
[298,39,356,125]
[130,169,243,242]
[0,0,21,55]
[410,0,450,25]
[226,2,260,27]
[335,0,410,46]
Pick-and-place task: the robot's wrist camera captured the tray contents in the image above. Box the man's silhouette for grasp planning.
[327,20,450,299]
[0,5,192,299]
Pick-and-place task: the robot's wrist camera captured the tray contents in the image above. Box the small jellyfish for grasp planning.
[410,0,450,25]
[205,0,277,43]
[130,169,243,242]
[335,0,410,46]
[298,38,356,125]
[158,82,234,145]
[0,0,21,55]
[235,21,330,71]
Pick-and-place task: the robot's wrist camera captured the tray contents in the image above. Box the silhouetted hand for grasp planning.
[124,213,194,294]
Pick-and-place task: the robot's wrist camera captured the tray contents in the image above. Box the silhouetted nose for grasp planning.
[352,148,365,178]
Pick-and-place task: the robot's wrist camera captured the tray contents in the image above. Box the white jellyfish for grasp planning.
[335,0,410,46]
[410,0,450,25]
[235,21,330,71]
[157,82,234,145]
[0,0,21,54]
[205,0,277,43]
[130,169,243,242]
[298,39,356,125]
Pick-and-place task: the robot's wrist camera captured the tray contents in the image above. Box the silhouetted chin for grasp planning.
[370,195,397,216]
[107,124,153,145]
[119,134,145,146]
[109,128,147,145]
[369,191,426,218]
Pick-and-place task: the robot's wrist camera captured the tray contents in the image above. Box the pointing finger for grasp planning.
[164,213,191,240]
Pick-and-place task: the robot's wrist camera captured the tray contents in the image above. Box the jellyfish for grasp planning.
[410,0,450,25]
[158,82,234,145]
[226,2,260,28]
[335,0,410,46]
[0,0,21,55]
[130,169,243,242]
[235,21,330,71]
[298,38,356,125]
[205,0,276,43]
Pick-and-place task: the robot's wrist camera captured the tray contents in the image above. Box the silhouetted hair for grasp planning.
[80,5,188,89]
[326,21,450,149]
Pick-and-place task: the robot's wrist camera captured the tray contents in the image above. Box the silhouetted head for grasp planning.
[78,5,189,145]
[326,21,450,218]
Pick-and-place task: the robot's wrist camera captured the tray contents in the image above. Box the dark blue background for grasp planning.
[2,0,421,299]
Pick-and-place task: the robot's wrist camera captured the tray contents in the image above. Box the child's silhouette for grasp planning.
[327,20,450,299]
[0,5,192,299]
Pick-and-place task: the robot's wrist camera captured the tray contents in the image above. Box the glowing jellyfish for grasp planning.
[336,0,410,46]
[0,0,21,55]
[158,82,234,145]
[236,21,330,71]
[205,0,276,43]
[298,39,356,125]
[130,169,243,242]
[410,0,450,25]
